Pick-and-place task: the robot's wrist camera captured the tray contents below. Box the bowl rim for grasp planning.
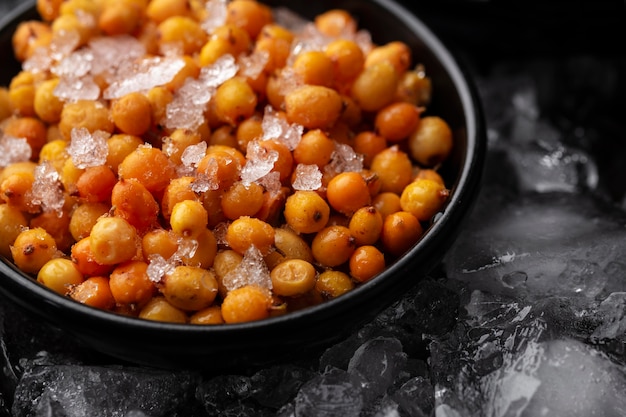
[0,0,486,350]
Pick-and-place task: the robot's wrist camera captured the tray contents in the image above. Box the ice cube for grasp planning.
[249,365,315,409]
[238,50,269,80]
[28,161,65,215]
[443,189,626,301]
[292,164,323,191]
[222,245,271,291]
[201,0,228,34]
[347,337,407,403]
[67,127,109,169]
[103,56,186,99]
[12,363,198,417]
[0,134,32,167]
[325,143,364,176]
[53,75,101,102]
[261,105,302,150]
[240,141,279,186]
[294,367,366,417]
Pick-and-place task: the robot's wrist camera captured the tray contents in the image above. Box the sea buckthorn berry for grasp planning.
[0,161,36,185]
[111,178,160,234]
[34,78,64,123]
[161,265,218,311]
[324,39,364,86]
[370,146,413,194]
[139,296,188,323]
[163,129,203,165]
[349,206,383,246]
[3,116,47,160]
[265,227,314,270]
[30,210,73,253]
[118,146,176,193]
[315,270,354,299]
[71,236,114,277]
[59,100,115,140]
[146,0,191,23]
[8,71,36,117]
[157,16,207,55]
[10,227,58,274]
[161,177,199,222]
[221,182,265,220]
[311,225,356,268]
[353,131,387,168]
[37,258,84,295]
[284,190,330,235]
[408,116,454,167]
[284,85,343,130]
[315,9,356,37]
[362,169,382,198]
[396,67,432,106]
[293,129,335,169]
[326,171,371,216]
[106,134,144,173]
[69,276,115,309]
[39,139,67,172]
[0,88,13,120]
[141,228,179,260]
[226,216,275,255]
[414,168,445,186]
[12,20,51,62]
[0,204,28,258]
[214,77,258,126]
[170,199,208,238]
[199,24,251,67]
[179,229,218,269]
[235,114,263,151]
[89,216,139,265]
[109,260,156,307]
[365,41,412,75]
[374,102,421,142]
[257,139,293,181]
[202,189,228,228]
[292,51,334,87]
[213,249,243,297]
[400,178,450,222]
[221,284,272,323]
[349,245,386,283]
[351,61,399,112]
[254,185,288,225]
[210,125,238,149]
[254,24,294,73]
[146,86,173,128]
[99,0,142,35]
[166,55,200,91]
[0,171,36,213]
[37,0,63,22]
[206,144,247,168]
[226,0,273,39]
[196,150,242,191]
[69,202,109,241]
[190,305,224,325]
[110,92,152,136]
[270,259,317,297]
[76,165,117,203]
[381,211,423,257]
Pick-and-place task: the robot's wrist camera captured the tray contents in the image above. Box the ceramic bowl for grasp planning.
[0,0,486,370]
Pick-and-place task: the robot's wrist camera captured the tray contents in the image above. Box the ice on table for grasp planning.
[2,47,625,417]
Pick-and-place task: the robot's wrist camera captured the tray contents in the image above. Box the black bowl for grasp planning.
[0,0,486,370]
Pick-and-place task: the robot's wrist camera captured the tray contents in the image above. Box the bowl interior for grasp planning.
[0,0,485,370]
